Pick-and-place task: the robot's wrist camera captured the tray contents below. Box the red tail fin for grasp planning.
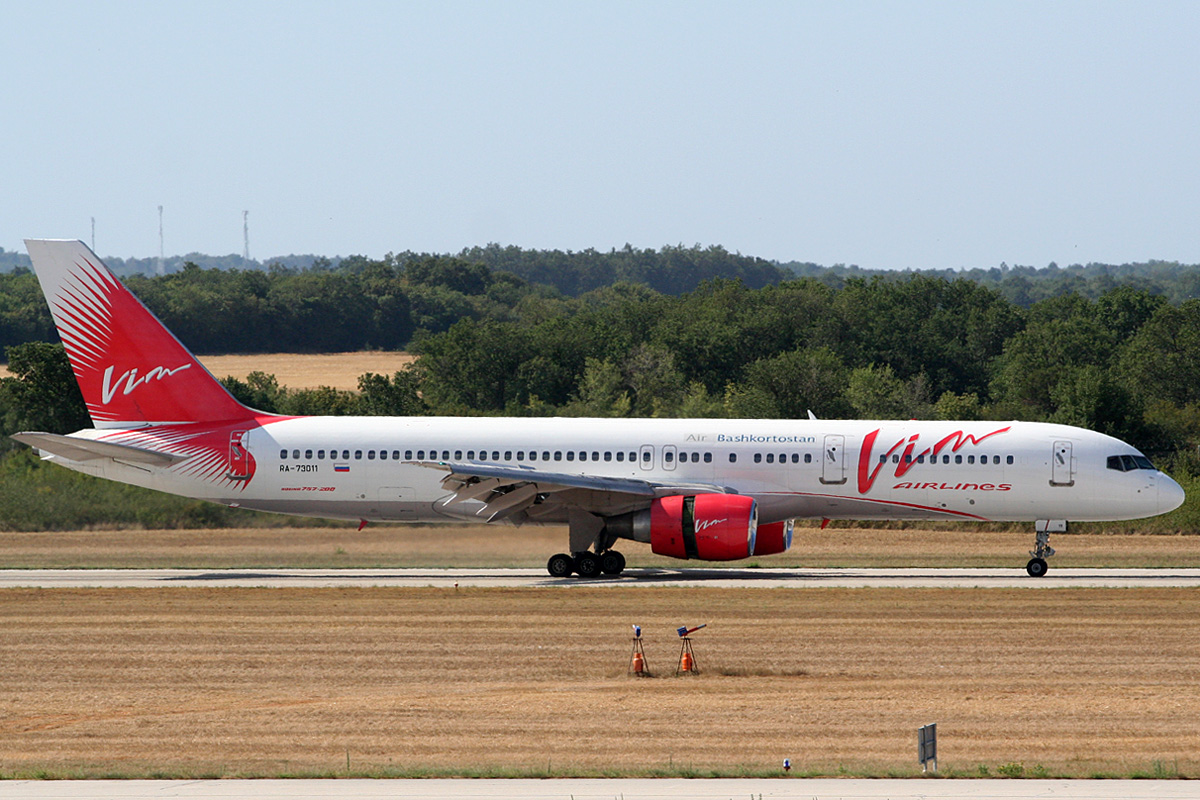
[24,239,253,426]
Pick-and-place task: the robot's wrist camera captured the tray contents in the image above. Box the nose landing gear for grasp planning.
[1027,519,1064,577]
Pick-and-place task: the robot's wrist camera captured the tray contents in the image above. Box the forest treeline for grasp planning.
[7,248,1200,529]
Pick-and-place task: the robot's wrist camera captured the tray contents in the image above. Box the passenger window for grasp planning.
[766,453,774,464]
[567,451,575,462]
[342,450,350,460]
[592,452,599,461]
[993,455,1000,465]
[967,455,975,464]
[892,454,900,464]
[280,449,287,459]
[729,453,738,463]
[317,450,325,459]
[804,453,812,463]
[916,455,924,464]
[754,453,762,463]
[1006,455,1013,465]
[791,454,799,464]
[505,451,512,461]
[417,450,425,460]
[578,452,587,462]
[455,451,463,460]
[641,451,650,462]
[368,450,376,460]
[954,455,962,464]
[704,453,712,463]
[665,451,674,463]
[528,451,536,461]
[292,449,300,459]
[405,450,413,460]
[517,451,525,460]
[605,452,612,462]
[554,452,562,461]
[380,450,388,460]
[616,452,625,462]
[943,455,950,464]
[355,450,363,460]
[543,451,550,460]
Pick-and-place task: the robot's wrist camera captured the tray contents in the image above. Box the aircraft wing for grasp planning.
[407,460,736,522]
[11,431,189,468]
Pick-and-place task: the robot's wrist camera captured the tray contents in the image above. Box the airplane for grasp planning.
[12,239,1186,578]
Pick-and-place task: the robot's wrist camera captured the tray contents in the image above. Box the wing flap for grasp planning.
[11,431,188,467]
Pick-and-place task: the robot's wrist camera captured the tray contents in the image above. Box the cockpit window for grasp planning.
[1107,454,1157,472]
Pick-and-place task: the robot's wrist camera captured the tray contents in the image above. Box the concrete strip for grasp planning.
[1,778,1198,799]
[3,567,1200,589]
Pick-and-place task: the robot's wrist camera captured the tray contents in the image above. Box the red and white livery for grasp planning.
[15,240,1186,577]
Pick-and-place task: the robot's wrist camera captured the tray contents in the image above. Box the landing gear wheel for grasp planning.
[574,552,601,578]
[547,553,575,578]
[600,550,626,575]
[1026,557,1048,578]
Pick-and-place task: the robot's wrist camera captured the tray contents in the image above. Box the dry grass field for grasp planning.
[197,352,417,390]
[3,524,1200,569]
[2,586,1198,779]
[0,352,417,391]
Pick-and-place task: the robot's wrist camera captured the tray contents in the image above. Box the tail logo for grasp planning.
[101,364,194,405]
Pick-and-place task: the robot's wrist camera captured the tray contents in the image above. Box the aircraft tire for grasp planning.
[574,553,601,578]
[547,553,575,578]
[1026,557,1048,578]
[600,550,626,575]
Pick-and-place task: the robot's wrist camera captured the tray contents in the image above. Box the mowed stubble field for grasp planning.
[2,585,1199,779]
[0,352,417,391]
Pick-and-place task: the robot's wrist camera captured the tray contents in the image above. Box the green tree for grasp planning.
[0,342,89,437]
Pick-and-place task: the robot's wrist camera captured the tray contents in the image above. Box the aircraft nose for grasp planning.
[1159,474,1186,514]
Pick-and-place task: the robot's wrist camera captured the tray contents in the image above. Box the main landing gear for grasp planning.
[546,550,626,578]
[1026,519,1064,577]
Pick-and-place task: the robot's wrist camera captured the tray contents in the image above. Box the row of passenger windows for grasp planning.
[278,447,1016,466]
[879,453,1014,465]
[280,448,652,463]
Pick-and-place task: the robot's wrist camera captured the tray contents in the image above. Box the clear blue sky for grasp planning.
[4,1,1199,269]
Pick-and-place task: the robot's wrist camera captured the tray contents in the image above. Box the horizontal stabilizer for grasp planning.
[11,431,188,467]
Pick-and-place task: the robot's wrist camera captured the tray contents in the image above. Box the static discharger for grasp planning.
[628,624,650,677]
[675,623,705,675]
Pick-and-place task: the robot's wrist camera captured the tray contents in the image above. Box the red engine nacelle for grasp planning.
[752,519,794,556]
[650,494,758,561]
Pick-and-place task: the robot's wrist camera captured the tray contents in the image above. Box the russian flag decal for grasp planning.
[334,464,350,473]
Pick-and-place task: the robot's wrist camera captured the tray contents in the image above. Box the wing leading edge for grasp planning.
[408,460,735,522]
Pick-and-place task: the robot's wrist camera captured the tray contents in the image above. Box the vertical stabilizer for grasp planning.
[24,239,252,426]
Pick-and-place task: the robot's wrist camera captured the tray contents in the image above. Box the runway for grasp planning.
[4,566,1200,588]
[1,778,1197,799]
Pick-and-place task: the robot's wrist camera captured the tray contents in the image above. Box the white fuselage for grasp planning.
[60,416,1183,525]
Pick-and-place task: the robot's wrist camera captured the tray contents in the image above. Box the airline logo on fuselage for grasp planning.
[857,426,1011,494]
[100,363,193,405]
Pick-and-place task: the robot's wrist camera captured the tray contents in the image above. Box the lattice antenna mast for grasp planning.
[157,204,164,274]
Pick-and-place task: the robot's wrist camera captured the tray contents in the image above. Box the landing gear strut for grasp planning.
[1027,519,1064,577]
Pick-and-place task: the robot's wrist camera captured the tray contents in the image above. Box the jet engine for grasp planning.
[752,519,794,556]
[648,494,758,561]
